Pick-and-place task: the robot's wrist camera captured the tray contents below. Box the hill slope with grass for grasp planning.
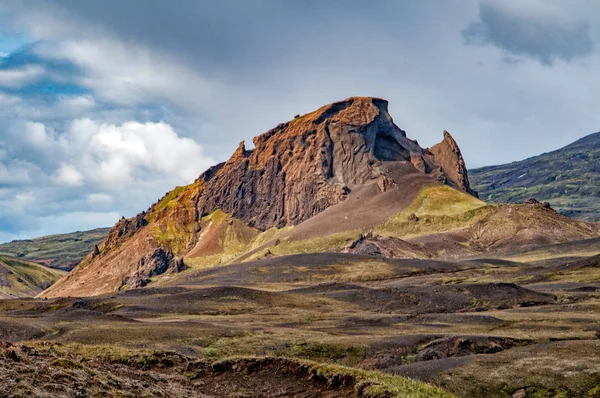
[0,228,109,271]
[0,255,65,298]
[470,131,600,221]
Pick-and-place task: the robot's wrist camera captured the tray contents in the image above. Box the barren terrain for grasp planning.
[2,238,600,397]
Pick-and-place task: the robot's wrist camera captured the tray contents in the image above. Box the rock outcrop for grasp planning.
[42,96,478,298]
[122,249,184,289]
[343,233,431,259]
[430,131,477,197]
[186,98,475,231]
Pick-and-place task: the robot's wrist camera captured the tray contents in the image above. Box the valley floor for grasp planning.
[1,238,600,397]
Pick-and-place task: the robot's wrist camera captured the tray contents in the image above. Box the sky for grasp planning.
[1,0,600,242]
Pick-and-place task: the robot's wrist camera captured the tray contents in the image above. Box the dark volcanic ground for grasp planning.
[1,238,600,397]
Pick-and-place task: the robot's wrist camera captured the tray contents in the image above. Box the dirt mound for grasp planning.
[0,319,47,342]
[173,253,470,287]
[46,307,136,323]
[0,343,451,398]
[415,336,520,361]
[343,233,432,259]
[319,283,555,314]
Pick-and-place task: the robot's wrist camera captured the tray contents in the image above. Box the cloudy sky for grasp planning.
[0,0,599,242]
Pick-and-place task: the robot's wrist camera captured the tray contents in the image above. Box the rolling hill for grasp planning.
[470,132,600,221]
[0,255,65,299]
[0,228,110,271]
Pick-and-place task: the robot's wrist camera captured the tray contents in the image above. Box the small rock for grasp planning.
[512,388,526,398]
[5,348,21,362]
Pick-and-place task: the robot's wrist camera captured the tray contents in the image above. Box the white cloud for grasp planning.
[71,119,213,186]
[0,93,20,106]
[54,163,84,186]
[7,118,214,189]
[0,64,45,88]
[34,38,214,112]
[54,95,96,115]
[23,121,51,147]
[87,193,113,205]
[0,117,215,241]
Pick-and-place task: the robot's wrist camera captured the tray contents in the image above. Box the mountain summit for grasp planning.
[42,97,479,297]
[189,96,475,230]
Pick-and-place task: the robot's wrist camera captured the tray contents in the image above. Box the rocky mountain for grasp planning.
[41,97,600,298]
[470,132,600,221]
[0,228,110,271]
[42,97,477,297]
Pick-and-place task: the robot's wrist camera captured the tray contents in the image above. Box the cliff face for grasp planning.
[42,97,476,298]
[190,97,473,230]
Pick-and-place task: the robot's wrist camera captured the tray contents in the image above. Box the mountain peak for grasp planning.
[42,97,478,298]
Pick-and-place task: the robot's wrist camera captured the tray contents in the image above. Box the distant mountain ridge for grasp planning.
[470,132,600,221]
[0,228,110,271]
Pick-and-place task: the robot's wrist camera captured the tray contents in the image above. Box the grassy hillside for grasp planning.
[0,228,109,271]
[470,132,600,221]
[0,255,65,298]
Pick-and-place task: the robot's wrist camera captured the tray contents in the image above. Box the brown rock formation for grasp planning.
[123,248,184,289]
[430,130,477,197]
[343,233,431,259]
[42,97,478,298]
[190,98,475,230]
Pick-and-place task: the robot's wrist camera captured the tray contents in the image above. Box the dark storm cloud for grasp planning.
[463,1,594,65]
[40,0,389,75]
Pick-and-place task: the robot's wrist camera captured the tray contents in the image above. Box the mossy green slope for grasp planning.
[0,255,65,298]
[470,131,600,221]
[0,228,110,271]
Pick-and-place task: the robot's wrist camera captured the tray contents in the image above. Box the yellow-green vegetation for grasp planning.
[33,342,171,370]
[148,181,205,254]
[431,340,600,398]
[146,183,193,223]
[303,361,454,398]
[185,210,295,268]
[184,210,260,268]
[247,225,293,251]
[0,228,109,270]
[201,333,367,366]
[151,215,198,255]
[402,185,486,218]
[146,186,488,277]
[507,250,600,264]
[245,186,485,260]
[251,229,363,260]
[0,255,65,298]
[193,186,486,264]
[376,185,486,239]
